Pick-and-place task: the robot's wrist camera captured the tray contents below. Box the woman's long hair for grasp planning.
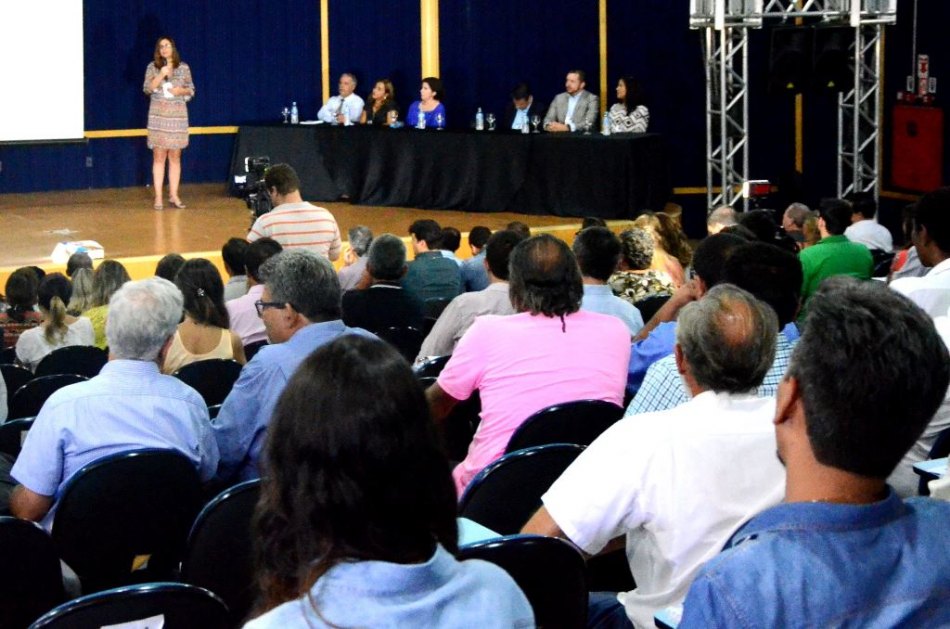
[153,36,180,69]
[66,268,94,316]
[90,260,131,308]
[618,76,646,113]
[174,258,229,329]
[38,273,72,345]
[633,212,693,268]
[252,336,458,617]
[3,267,39,322]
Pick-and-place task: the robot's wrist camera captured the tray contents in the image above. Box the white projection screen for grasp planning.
[0,1,84,142]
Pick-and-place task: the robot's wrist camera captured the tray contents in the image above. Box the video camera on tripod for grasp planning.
[234,156,273,219]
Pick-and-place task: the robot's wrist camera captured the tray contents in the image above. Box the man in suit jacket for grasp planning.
[342,233,425,334]
[544,70,599,133]
[501,82,547,132]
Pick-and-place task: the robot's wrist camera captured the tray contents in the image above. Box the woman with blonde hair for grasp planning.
[83,260,131,349]
[16,273,95,371]
[66,267,94,316]
[631,212,692,287]
[162,258,245,374]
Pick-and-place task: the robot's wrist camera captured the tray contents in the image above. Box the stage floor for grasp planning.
[0,183,583,268]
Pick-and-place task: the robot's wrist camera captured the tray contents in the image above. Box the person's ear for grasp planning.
[774,376,802,427]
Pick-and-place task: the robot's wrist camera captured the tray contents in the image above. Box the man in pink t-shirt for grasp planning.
[427,235,631,497]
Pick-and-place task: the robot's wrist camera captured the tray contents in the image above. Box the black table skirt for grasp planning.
[229,124,671,218]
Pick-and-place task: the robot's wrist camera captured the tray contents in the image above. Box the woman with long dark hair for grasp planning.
[361,78,400,126]
[608,76,649,134]
[16,273,94,371]
[143,36,195,210]
[246,335,532,628]
[162,258,244,374]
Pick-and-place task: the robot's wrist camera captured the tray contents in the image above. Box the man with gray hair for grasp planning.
[706,205,737,235]
[9,278,219,529]
[341,234,424,333]
[317,72,365,125]
[213,249,374,482]
[523,284,786,628]
[337,225,374,291]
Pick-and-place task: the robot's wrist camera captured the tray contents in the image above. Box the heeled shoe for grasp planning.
[153,202,164,210]
[168,198,187,209]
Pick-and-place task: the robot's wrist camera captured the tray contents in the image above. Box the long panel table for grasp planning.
[228,124,671,218]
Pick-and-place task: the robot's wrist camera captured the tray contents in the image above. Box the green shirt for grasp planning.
[798,235,873,318]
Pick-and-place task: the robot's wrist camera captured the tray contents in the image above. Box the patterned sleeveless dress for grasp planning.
[143,62,195,150]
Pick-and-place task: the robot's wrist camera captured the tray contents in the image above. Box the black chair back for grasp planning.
[243,340,268,361]
[419,376,481,462]
[634,294,671,322]
[423,297,453,320]
[0,347,16,364]
[52,449,204,593]
[29,582,230,629]
[0,517,66,629]
[505,399,624,454]
[34,346,108,379]
[377,326,425,362]
[1,364,34,417]
[0,417,35,458]
[458,534,587,629]
[871,249,896,278]
[414,354,451,379]
[458,444,586,535]
[173,359,243,406]
[9,374,87,420]
[181,480,261,625]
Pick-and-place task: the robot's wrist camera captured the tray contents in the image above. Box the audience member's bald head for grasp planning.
[707,206,738,235]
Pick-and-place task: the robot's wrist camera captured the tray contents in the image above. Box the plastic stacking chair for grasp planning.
[180,480,261,625]
[458,444,586,535]
[52,449,204,594]
[29,582,230,629]
[423,296,453,320]
[0,517,66,629]
[243,340,268,361]
[505,399,624,454]
[918,426,950,497]
[377,326,425,362]
[9,374,87,420]
[459,534,588,629]
[0,347,16,364]
[173,359,243,406]
[633,294,671,322]
[0,417,35,458]
[1,364,34,417]
[413,354,451,379]
[34,345,108,378]
[418,377,481,463]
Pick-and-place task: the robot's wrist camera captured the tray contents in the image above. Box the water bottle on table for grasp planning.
[290,102,299,125]
[417,109,426,129]
[475,107,484,131]
[343,103,351,126]
[602,112,611,136]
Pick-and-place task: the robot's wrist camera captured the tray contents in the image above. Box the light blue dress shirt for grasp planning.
[680,491,950,627]
[212,320,374,482]
[581,284,643,336]
[244,544,534,629]
[11,360,218,529]
[461,251,490,292]
[564,93,582,131]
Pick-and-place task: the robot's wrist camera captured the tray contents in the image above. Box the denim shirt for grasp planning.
[680,490,950,628]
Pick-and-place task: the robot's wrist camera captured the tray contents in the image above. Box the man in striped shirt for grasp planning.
[247,163,342,261]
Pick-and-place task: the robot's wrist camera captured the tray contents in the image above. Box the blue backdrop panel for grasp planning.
[607,0,706,194]
[439,0,600,129]
[327,4,421,122]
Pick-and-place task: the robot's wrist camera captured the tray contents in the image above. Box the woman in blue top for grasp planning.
[245,335,533,629]
[406,76,447,129]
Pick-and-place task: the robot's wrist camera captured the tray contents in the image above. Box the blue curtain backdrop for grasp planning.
[0,0,945,215]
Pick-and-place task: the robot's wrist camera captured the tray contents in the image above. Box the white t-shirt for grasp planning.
[844,219,893,252]
[890,258,950,319]
[542,391,786,629]
[15,317,95,372]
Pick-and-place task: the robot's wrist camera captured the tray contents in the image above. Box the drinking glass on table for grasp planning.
[435,112,444,129]
[486,113,496,131]
[388,110,398,126]
[281,107,290,124]
[530,114,540,133]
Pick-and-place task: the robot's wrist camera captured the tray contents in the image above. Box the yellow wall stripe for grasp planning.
[420,0,440,77]
[321,0,330,104]
[84,126,238,139]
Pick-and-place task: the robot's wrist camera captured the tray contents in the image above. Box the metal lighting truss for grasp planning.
[689,0,896,212]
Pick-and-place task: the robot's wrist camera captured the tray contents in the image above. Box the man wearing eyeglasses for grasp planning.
[212,250,375,483]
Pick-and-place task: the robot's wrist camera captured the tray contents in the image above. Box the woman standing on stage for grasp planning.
[144,36,195,210]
